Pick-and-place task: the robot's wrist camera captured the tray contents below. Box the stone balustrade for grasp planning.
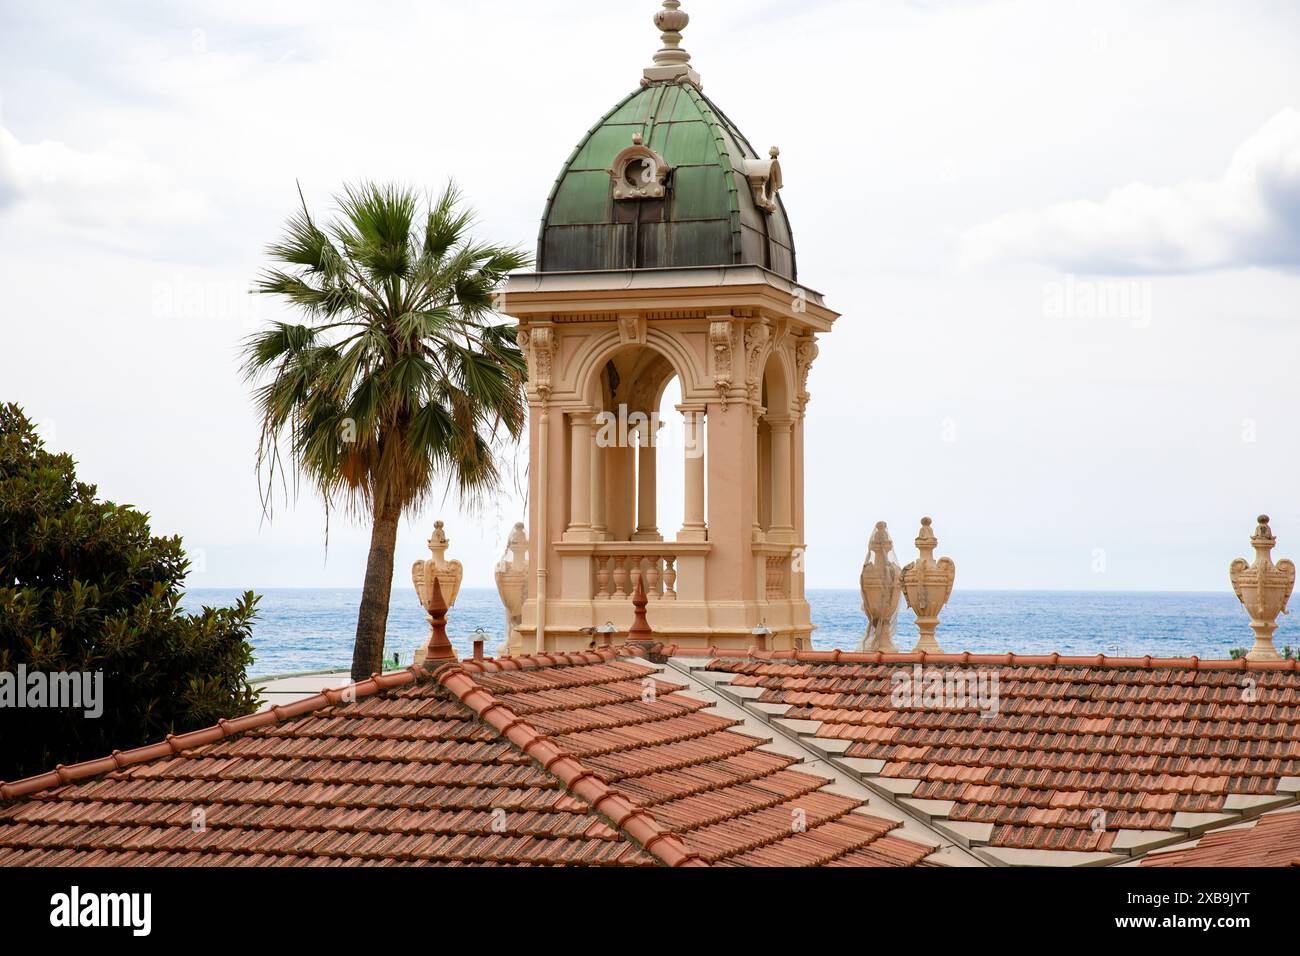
[595,550,679,600]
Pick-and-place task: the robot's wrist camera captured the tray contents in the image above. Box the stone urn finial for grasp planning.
[494,521,529,657]
[859,521,902,653]
[1230,514,1296,661]
[653,1,690,67]
[413,520,464,666]
[645,1,702,87]
[901,517,956,654]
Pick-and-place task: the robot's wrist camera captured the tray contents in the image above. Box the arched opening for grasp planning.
[758,353,795,541]
[573,343,701,545]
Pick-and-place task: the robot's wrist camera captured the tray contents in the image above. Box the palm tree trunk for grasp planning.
[351,497,402,681]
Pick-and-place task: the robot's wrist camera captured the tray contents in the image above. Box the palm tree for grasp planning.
[243,182,529,680]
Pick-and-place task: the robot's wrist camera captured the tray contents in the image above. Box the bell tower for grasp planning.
[502,2,839,654]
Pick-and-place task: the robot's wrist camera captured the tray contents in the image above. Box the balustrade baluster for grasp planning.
[595,556,611,599]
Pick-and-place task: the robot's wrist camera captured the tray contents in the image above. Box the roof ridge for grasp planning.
[457,647,624,673]
[0,668,419,803]
[641,643,1300,672]
[434,663,708,867]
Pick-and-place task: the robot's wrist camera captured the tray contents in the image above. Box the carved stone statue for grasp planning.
[901,517,955,654]
[494,522,529,657]
[1230,515,1296,661]
[413,520,463,666]
[859,521,902,653]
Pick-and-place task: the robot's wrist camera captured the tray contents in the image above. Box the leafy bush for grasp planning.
[0,404,259,782]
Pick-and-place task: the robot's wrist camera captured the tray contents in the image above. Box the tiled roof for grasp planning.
[448,653,934,866]
[0,649,936,867]
[1140,807,1300,867]
[683,648,1300,864]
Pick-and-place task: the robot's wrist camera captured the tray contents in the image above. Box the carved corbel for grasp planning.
[743,321,772,401]
[794,334,819,412]
[526,326,557,400]
[709,318,736,402]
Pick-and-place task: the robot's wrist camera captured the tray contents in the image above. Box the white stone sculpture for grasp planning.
[859,521,902,653]
[901,517,955,654]
[1230,515,1296,662]
[494,522,529,657]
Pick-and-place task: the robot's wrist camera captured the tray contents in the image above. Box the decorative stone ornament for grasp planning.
[709,318,736,400]
[644,1,702,88]
[742,147,783,213]
[1230,515,1296,662]
[494,522,529,657]
[859,522,902,653]
[419,576,456,665]
[901,517,956,654]
[413,520,464,666]
[610,134,671,200]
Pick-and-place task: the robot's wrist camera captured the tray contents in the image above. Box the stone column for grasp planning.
[564,411,592,539]
[767,416,794,541]
[678,405,707,542]
[751,405,765,542]
[590,436,608,539]
[633,418,660,540]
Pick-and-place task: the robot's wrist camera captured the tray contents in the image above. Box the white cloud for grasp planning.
[0,125,212,251]
[961,108,1300,275]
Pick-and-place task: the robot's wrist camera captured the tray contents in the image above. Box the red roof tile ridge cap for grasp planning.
[474,647,620,672]
[694,648,1291,672]
[0,664,422,803]
[433,662,707,868]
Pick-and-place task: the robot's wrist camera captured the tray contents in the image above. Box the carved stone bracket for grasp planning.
[522,325,558,400]
[743,321,772,401]
[794,335,819,414]
[709,318,736,401]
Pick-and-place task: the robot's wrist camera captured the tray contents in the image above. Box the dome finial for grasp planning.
[644,2,702,89]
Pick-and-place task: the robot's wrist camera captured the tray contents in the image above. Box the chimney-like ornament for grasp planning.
[418,576,457,665]
[413,520,463,666]
[901,517,956,654]
[859,521,902,653]
[1230,515,1296,661]
[644,1,702,89]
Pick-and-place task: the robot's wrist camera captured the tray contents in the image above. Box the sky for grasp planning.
[1,0,1299,592]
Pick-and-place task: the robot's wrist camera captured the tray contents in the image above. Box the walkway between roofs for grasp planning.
[645,655,984,866]
[252,670,353,709]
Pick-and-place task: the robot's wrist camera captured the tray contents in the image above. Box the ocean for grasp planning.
[179,588,1296,679]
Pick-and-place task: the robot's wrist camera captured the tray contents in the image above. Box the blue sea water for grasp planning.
[180,588,1297,679]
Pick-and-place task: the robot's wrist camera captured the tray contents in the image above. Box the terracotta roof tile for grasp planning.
[0,648,938,867]
[698,651,1300,856]
[1141,807,1300,867]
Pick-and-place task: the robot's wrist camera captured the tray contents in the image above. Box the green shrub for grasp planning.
[0,404,259,782]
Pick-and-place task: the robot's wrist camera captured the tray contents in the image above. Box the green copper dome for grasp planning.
[537,80,797,280]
